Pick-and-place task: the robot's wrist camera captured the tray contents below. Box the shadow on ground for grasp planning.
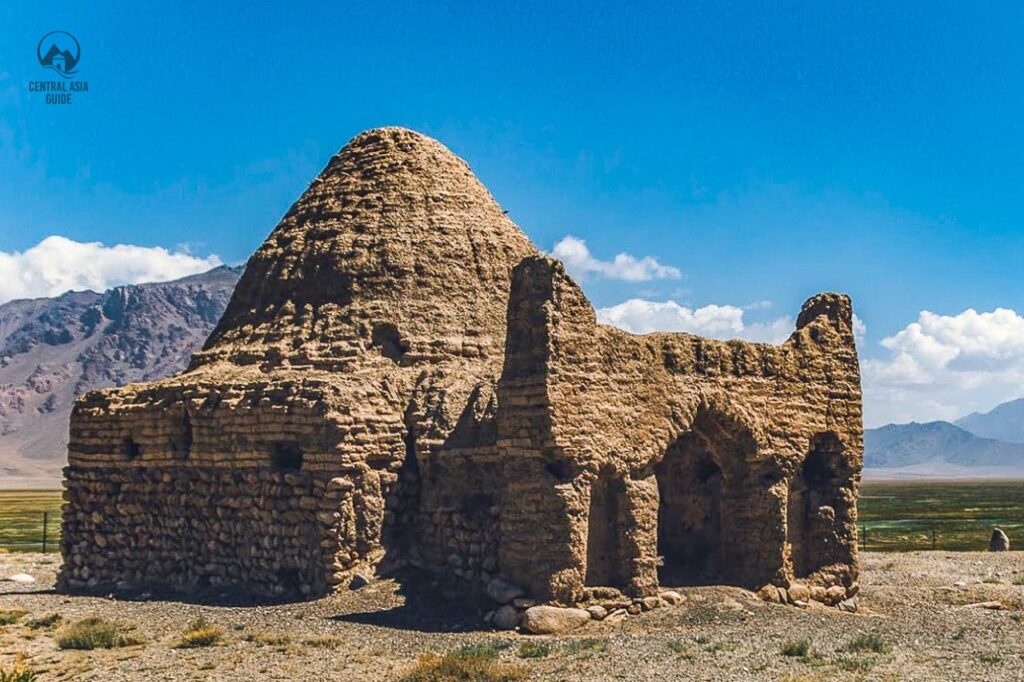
[329,566,493,633]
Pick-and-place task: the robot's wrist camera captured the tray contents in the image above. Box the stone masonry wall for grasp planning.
[61,128,863,618]
[495,257,863,605]
[61,128,537,598]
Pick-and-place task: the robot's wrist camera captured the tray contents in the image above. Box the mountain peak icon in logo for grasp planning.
[37,31,80,78]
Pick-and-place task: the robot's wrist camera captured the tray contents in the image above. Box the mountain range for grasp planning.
[954,399,1024,444]
[864,420,1024,478]
[0,266,241,487]
[1,265,1021,484]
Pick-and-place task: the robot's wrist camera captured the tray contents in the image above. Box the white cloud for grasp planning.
[0,235,222,304]
[551,235,681,282]
[862,308,1024,427]
[596,298,793,344]
[852,314,867,344]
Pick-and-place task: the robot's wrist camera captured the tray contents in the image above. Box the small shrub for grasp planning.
[454,641,512,658]
[516,641,552,659]
[401,650,526,682]
[26,614,61,630]
[302,635,344,649]
[702,640,735,654]
[56,617,141,650]
[1011,575,1024,586]
[0,658,38,682]
[564,638,607,655]
[781,638,813,658]
[979,652,1002,664]
[982,577,1001,584]
[174,617,224,649]
[842,633,891,654]
[666,639,694,658]
[242,631,290,646]
[0,610,27,626]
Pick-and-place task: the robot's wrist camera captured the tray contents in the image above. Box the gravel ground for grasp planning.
[1,551,1023,681]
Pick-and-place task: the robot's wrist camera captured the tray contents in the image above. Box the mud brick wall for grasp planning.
[61,128,538,598]
[61,128,863,609]
[495,256,863,604]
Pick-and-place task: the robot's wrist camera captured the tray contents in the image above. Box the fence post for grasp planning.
[931,526,936,550]
[42,511,48,553]
[861,524,867,551]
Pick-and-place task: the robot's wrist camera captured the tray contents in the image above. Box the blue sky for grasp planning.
[2,1,1024,426]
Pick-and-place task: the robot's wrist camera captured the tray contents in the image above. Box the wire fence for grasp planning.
[1,511,1019,555]
[0,509,58,552]
[1,510,61,553]
[859,520,1024,553]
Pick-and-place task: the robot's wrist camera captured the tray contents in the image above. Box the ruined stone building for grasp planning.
[60,128,863,610]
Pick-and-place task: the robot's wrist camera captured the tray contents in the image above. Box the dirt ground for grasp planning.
[1,551,1023,681]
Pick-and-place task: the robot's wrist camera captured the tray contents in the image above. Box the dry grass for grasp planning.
[242,631,291,646]
[780,639,810,657]
[0,657,38,682]
[666,639,695,659]
[779,637,827,669]
[0,610,27,625]
[56,616,142,650]
[401,648,526,682]
[564,638,608,655]
[842,632,891,654]
[174,617,224,649]
[25,613,61,630]
[516,641,551,659]
[301,635,345,648]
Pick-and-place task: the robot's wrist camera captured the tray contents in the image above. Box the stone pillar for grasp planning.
[720,472,788,589]
[498,457,587,604]
[617,474,660,597]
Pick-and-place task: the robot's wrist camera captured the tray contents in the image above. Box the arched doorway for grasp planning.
[655,408,756,586]
[656,433,723,584]
[788,432,849,579]
[585,468,626,588]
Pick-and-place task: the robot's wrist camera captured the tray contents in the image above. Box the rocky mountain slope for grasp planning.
[956,398,1024,444]
[0,266,240,486]
[864,420,1024,477]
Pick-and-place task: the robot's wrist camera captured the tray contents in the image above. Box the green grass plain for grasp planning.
[0,490,62,553]
[1,482,1022,553]
[860,480,1024,551]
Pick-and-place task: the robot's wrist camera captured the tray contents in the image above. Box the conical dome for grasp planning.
[194,127,538,370]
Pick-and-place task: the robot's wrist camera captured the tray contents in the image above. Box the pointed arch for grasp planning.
[788,432,854,579]
[655,404,758,585]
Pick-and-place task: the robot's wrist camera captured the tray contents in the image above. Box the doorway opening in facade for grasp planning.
[788,432,846,578]
[585,469,626,588]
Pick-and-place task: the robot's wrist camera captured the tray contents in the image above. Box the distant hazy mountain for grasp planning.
[864,420,1024,478]
[956,398,1024,444]
[0,266,241,486]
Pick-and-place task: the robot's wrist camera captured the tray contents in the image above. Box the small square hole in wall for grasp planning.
[122,437,141,461]
[277,567,303,594]
[270,442,303,471]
